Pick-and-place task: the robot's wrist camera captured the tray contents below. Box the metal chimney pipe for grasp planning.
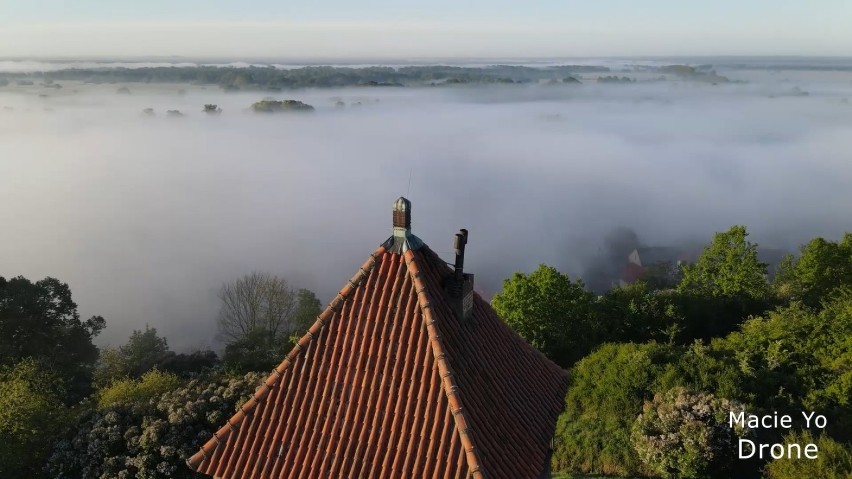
[454,229,468,282]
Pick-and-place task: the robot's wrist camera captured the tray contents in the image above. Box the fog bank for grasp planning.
[2,67,851,349]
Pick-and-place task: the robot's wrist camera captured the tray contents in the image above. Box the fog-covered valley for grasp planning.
[2,60,852,350]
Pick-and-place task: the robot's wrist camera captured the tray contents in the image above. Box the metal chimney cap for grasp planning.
[393,197,411,212]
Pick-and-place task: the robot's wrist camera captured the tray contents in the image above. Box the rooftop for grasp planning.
[187,198,568,479]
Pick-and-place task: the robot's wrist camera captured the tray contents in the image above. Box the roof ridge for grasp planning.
[186,243,389,471]
[403,249,486,479]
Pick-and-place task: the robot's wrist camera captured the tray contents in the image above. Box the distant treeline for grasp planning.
[2,64,610,90]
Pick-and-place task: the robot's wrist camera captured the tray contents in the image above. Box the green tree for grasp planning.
[120,325,169,376]
[0,359,69,478]
[292,288,322,335]
[596,282,684,344]
[714,291,852,441]
[643,261,683,291]
[678,226,769,300]
[0,276,105,401]
[492,264,597,366]
[94,325,170,387]
[773,233,852,308]
[223,327,289,373]
[552,342,679,476]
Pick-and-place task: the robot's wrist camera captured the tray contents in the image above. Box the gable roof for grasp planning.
[187,200,568,479]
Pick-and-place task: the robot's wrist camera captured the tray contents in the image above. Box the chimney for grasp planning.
[389,197,423,253]
[454,229,468,282]
[393,197,411,233]
[447,229,474,321]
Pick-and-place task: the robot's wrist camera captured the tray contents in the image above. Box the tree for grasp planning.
[596,282,684,345]
[292,288,322,335]
[95,327,218,387]
[121,325,170,376]
[631,387,749,479]
[0,276,105,401]
[250,99,315,113]
[94,325,169,387]
[552,342,679,476]
[644,261,683,290]
[492,265,597,366]
[0,359,69,478]
[678,226,769,300]
[223,327,289,373]
[217,272,299,344]
[773,233,852,308]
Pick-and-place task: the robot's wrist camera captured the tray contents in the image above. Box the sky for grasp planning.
[0,0,850,58]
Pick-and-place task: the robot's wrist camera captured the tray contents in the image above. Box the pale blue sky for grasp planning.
[0,0,848,58]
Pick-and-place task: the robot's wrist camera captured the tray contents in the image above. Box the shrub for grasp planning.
[98,369,182,409]
[552,342,679,476]
[631,387,749,479]
[764,431,852,479]
[48,372,263,479]
[0,359,69,478]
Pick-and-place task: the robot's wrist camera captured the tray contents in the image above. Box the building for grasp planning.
[618,247,696,288]
[187,198,569,479]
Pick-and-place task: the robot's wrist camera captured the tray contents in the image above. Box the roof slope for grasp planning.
[188,239,568,479]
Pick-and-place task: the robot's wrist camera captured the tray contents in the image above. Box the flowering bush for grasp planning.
[631,387,749,479]
[98,370,182,409]
[47,372,263,479]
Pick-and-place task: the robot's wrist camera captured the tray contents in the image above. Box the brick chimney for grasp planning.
[389,197,423,253]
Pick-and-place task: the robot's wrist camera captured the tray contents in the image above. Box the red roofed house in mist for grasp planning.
[187,197,569,479]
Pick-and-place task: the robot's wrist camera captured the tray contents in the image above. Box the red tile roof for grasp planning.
[188,217,568,478]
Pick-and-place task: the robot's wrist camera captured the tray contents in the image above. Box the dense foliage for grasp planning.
[492,265,597,366]
[0,360,71,478]
[494,226,852,478]
[95,326,218,388]
[552,342,677,476]
[0,276,105,401]
[631,387,749,479]
[763,431,852,479]
[47,372,263,479]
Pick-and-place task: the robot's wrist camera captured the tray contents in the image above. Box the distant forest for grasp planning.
[2,64,612,90]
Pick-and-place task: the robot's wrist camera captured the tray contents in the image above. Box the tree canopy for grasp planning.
[678,225,769,300]
[491,265,597,367]
[0,276,105,401]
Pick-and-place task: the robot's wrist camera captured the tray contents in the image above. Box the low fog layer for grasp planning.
[2,65,852,350]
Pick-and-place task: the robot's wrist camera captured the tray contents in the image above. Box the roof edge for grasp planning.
[186,243,389,471]
[403,249,486,479]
